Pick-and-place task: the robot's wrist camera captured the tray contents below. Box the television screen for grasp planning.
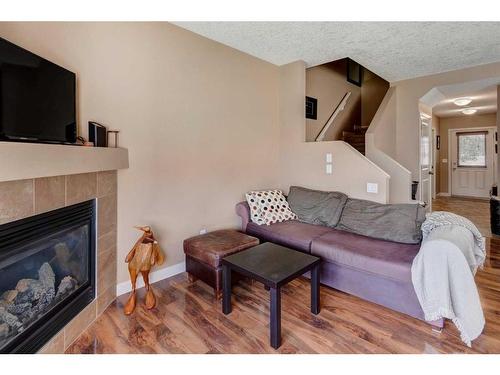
[0,37,76,144]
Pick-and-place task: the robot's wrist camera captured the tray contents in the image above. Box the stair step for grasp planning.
[353,125,369,134]
[346,141,365,148]
[342,132,365,141]
[344,136,365,142]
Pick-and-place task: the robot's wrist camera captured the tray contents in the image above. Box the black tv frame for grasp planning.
[0,36,77,145]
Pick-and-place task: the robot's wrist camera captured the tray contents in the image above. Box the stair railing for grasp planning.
[315,91,352,142]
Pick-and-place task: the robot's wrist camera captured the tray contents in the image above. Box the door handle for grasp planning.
[428,171,434,175]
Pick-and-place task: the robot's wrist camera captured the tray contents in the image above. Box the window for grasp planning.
[457,131,487,167]
[420,135,430,167]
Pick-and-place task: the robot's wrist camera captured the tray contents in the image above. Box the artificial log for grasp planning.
[124,226,165,315]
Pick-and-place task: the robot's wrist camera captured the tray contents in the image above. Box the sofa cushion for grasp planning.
[336,198,426,244]
[287,186,348,228]
[311,230,420,282]
[245,190,297,225]
[246,220,334,253]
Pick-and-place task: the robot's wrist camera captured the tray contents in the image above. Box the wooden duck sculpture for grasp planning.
[124,226,165,315]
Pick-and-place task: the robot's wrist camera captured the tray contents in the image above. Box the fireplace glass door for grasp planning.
[0,200,95,353]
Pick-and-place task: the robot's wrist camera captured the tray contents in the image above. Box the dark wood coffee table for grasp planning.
[221,242,321,349]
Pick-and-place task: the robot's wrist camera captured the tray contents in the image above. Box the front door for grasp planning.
[451,128,496,198]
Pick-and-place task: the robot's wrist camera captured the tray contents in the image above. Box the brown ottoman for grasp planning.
[183,229,259,299]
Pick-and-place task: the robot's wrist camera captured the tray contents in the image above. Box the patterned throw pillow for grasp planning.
[245,190,297,225]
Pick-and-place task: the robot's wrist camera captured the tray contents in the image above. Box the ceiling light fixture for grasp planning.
[454,97,472,106]
[462,108,477,115]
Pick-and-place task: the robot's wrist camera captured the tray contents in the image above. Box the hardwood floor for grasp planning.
[67,196,500,354]
[432,195,491,237]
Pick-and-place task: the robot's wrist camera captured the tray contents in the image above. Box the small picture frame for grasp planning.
[305,96,318,120]
[347,58,363,87]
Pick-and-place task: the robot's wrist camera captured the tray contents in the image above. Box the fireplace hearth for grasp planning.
[0,200,95,353]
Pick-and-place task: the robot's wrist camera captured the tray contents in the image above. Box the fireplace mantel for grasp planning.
[0,142,128,182]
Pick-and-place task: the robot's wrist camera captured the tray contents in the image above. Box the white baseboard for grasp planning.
[437,192,451,197]
[116,261,186,296]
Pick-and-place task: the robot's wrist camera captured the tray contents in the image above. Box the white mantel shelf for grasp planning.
[0,141,129,182]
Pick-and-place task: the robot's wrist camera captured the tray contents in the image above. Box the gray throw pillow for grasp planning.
[337,198,426,244]
[287,186,348,228]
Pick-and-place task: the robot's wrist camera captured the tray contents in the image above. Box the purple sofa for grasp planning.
[236,201,443,328]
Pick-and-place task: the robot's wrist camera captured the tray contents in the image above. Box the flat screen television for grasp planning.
[0,37,77,144]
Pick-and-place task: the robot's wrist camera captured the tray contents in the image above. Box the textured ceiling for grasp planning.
[173,22,500,82]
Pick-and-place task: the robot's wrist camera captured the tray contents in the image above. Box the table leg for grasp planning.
[270,287,281,349]
[222,264,232,314]
[311,263,320,315]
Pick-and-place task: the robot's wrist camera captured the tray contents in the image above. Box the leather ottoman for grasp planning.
[183,229,259,299]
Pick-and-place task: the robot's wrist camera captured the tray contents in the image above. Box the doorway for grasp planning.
[419,114,433,210]
[449,127,496,198]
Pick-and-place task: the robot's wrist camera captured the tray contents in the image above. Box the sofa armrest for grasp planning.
[235,201,251,232]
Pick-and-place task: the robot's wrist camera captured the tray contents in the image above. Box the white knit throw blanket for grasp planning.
[412,211,486,346]
[421,211,486,271]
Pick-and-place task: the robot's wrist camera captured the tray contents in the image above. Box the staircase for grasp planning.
[342,124,369,155]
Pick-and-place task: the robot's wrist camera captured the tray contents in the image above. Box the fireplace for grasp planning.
[0,200,95,353]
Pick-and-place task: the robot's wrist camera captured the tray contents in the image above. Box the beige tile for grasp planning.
[0,179,34,224]
[34,176,66,214]
[64,300,96,349]
[97,246,117,295]
[97,170,117,198]
[66,173,97,206]
[98,230,117,254]
[97,285,116,316]
[98,194,117,236]
[38,330,65,354]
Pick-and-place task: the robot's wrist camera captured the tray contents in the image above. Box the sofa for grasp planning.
[236,188,444,328]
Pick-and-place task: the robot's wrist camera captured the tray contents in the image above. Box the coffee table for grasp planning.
[221,242,321,349]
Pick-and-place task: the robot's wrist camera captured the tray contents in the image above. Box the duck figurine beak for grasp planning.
[134,225,152,233]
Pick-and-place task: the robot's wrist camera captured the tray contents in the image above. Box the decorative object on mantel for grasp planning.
[124,226,165,315]
[88,121,108,147]
[107,130,120,148]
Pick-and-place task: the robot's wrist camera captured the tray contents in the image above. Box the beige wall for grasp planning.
[305,59,388,142]
[366,87,412,203]
[278,61,390,203]
[497,86,500,180]
[305,60,361,141]
[392,61,500,180]
[0,22,281,284]
[0,23,393,287]
[361,69,390,127]
[437,113,497,193]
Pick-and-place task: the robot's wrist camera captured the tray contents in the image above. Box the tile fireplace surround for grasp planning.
[0,144,128,353]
